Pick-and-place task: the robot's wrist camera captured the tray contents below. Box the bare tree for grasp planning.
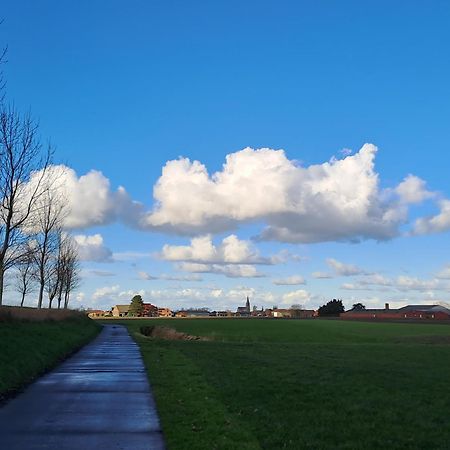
[15,242,37,306]
[59,235,80,309]
[32,184,66,309]
[0,106,51,305]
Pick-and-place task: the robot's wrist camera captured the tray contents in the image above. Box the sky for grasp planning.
[2,0,450,311]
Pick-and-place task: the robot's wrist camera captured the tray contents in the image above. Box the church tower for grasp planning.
[246,296,250,313]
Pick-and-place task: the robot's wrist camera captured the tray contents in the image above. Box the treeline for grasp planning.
[0,41,80,309]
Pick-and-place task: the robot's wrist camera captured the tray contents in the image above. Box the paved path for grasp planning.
[0,324,165,449]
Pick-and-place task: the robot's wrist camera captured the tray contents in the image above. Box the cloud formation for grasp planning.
[160,234,272,264]
[177,262,265,278]
[26,165,142,230]
[326,258,366,276]
[74,234,113,263]
[413,200,450,236]
[273,275,306,285]
[141,144,428,243]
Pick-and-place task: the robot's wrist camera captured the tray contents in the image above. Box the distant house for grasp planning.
[175,309,210,318]
[271,308,292,318]
[87,309,105,318]
[112,305,130,317]
[290,309,317,319]
[142,303,158,317]
[157,307,172,317]
[341,303,450,320]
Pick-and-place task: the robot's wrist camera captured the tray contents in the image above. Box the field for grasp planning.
[118,318,450,449]
[0,314,100,401]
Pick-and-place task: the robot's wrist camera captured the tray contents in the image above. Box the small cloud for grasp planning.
[326,258,366,277]
[312,271,333,279]
[273,275,306,286]
[74,234,113,263]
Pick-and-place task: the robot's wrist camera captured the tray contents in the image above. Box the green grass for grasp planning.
[0,316,100,400]
[114,318,450,449]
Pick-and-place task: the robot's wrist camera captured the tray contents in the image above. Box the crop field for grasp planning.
[118,318,450,449]
[0,315,100,401]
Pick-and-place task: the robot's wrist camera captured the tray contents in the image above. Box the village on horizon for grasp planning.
[87,296,450,322]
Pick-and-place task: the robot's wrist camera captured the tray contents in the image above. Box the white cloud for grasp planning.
[177,262,265,278]
[137,271,203,282]
[342,273,450,293]
[25,165,142,230]
[436,265,450,280]
[273,275,306,285]
[160,234,271,264]
[413,199,450,235]
[395,175,435,204]
[312,271,333,279]
[92,285,120,301]
[74,234,113,262]
[141,144,419,243]
[326,258,366,276]
[281,289,312,305]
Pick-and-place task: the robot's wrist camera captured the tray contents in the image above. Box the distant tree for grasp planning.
[351,302,366,311]
[129,295,144,316]
[291,304,304,310]
[318,299,345,317]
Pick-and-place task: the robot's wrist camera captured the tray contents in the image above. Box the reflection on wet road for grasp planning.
[0,324,165,449]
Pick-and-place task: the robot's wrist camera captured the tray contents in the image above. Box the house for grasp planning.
[142,303,158,317]
[112,305,130,317]
[341,303,450,321]
[86,309,105,318]
[174,309,211,318]
[290,309,317,319]
[158,307,172,317]
[271,308,292,318]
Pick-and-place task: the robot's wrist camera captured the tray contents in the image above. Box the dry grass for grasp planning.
[140,325,209,341]
[0,305,85,322]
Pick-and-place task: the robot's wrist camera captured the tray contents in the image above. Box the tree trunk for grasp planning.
[20,292,26,307]
[37,281,45,309]
[64,291,70,309]
[0,265,4,306]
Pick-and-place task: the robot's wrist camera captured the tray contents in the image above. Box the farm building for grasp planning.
[341,304,450,320]
[112,305,130,317]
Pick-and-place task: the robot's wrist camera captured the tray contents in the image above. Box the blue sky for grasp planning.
[2,1,450,311]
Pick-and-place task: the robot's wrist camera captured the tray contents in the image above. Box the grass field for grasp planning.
[116,318,450,449]
[0,315,100,401]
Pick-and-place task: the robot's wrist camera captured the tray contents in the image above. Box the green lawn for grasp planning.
[117,318,450,449]
[0,316,100,401]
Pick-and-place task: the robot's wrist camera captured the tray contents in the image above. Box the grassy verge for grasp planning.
[0,315,101,401]
[115,318,450,449]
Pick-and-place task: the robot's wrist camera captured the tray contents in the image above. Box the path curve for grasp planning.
[0,324,165,449]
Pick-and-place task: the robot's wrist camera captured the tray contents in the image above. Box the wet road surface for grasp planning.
[0,324,165,449]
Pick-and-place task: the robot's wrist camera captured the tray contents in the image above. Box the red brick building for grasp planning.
[341,304,450,321]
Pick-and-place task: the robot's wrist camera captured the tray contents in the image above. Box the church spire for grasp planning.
[246,296,250,313]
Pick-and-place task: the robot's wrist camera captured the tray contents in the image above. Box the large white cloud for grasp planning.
[140,144,422,243]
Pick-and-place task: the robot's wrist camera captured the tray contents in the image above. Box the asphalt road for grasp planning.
[0,324,165,449]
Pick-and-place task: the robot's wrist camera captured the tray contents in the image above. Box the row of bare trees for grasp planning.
[0,39,80,309]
